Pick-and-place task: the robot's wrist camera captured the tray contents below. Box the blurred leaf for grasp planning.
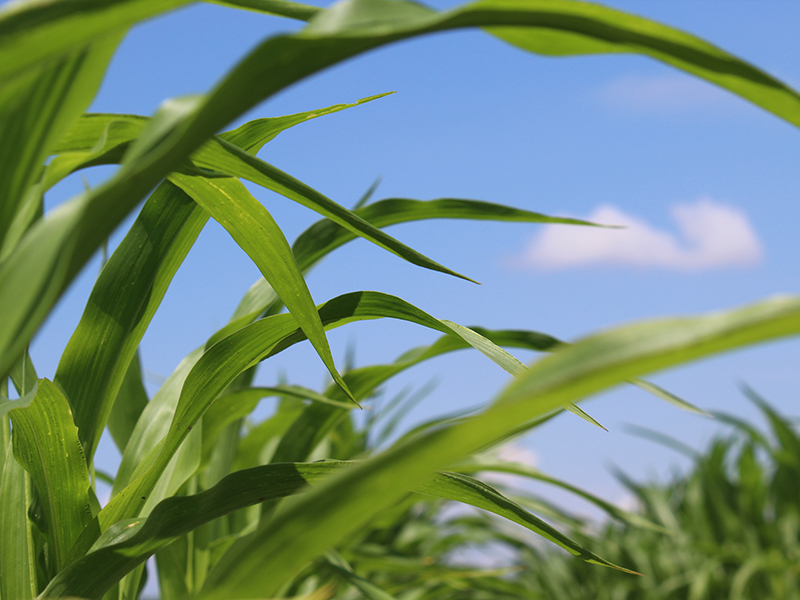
[197,295,800,599]
[107,351,150,454]
[45,459,625,599]
[0,33,120,253]
[453,459,668,533]
[5,0,800,382]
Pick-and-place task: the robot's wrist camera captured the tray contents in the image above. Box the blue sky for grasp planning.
[29,0,800,516]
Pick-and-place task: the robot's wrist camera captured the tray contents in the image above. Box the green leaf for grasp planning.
[0,34,121,254]
[52,96,379,462]
[82,292,537,552]
[106,351,150,454]
[202,385,352,465]
[5,0,799,382]
[452,459,668,533]
[324,550,400,600]
[209,0,322,21]
[54,181,207,462]
[7,379,93,572]
[0,0,191,82]
[417,470,637,573]
[191,138,476,284]
[0,439,37,600]
[196,294,800,599]
[44,460,625,599]
[292,197,603,272]
[110,349,203,500]
[168,173,354,403]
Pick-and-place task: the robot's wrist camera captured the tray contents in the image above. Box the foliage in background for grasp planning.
[517,389,800,600]
[1,0,800,599]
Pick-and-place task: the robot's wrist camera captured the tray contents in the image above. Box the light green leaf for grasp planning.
[84,292,537,552]
[168,173,354,403]
[0,0,191,82]
[43,459,625,599]
[0,439,37,600]
[0,34,121,254]
[8,379,93,572]
[197,295,800,599]
[5,0,799,383]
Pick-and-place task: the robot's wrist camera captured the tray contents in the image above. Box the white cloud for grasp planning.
[598,73,736,113]
[515,198,763,271]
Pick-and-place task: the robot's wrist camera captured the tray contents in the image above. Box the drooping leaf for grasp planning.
[79,292,547,553]
[44,460,627,599]
[190,138,476,284]
[196,295,800,599]
[52,97,375,463]
[6,0,799,382]
[168,173,353,403]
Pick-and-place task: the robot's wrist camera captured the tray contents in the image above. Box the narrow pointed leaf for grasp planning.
[168,173,353,403]
[44,459,627,599]
[452,460,668,532]
[80,292,539,553]
[418,470,637,573]
[5,0,799,381]
[191,138,476,284]
[196,295,800,599]
[292,197,603,271]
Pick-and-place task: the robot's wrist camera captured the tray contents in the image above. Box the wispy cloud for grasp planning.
[514,198,763,271]
[597,73,737,113]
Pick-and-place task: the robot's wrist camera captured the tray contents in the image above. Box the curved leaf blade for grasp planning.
[167,173,354,403]
[5,0,799,381]
[197,295,800,599]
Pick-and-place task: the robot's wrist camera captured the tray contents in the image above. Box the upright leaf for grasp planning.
[8,379,93,573]
[0,440,37,600]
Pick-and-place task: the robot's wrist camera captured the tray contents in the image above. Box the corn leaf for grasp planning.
[5,0,799,383]
[44,460,626,599]
[197,294,800,599]
[7,379,93,573]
